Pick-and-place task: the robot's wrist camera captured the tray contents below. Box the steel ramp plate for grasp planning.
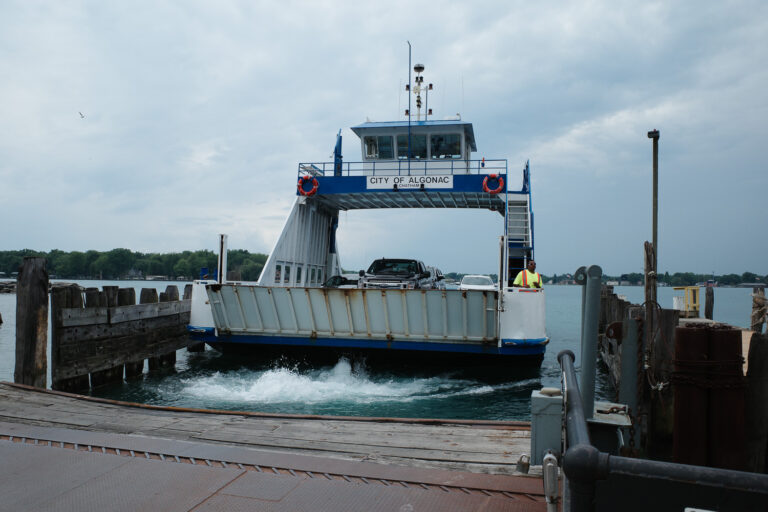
[0,435,546,512]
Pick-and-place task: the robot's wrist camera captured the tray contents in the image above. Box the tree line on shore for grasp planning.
[0,249,765,286]
[0,249,267,281]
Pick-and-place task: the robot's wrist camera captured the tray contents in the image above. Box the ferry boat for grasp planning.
[187,64,548,364]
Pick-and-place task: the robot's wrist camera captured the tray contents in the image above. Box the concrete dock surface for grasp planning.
[0,383,547,511]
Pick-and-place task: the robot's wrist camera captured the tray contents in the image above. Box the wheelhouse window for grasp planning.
[430,134,462,159]
[396,134,427,159]
[363,135,394,159]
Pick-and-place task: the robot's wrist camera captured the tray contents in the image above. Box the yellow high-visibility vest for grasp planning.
[515,269,541,288]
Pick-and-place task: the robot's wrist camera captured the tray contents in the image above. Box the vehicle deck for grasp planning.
[0,382,546,511]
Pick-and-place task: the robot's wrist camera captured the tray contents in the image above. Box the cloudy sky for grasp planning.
[1,1,766,276]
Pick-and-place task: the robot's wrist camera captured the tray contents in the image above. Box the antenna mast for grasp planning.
[410,63,433,121]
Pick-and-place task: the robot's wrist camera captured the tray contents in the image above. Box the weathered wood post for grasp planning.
[90,286,125,388]
[14,257,48,388]
[752,287,766,334]
[141,288,158,369]
[649,308,679,459]
[121,287,144,379]
[84,287,100,307]
[157,286,179,368]
[705,286,714,320]
[51,284,89,391]
[745,333,768,473]
[143,288,164,371]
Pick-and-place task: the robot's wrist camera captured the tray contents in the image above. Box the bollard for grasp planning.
[580,265,602,420]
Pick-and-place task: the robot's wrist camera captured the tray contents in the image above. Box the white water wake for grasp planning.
[174,357,537,406]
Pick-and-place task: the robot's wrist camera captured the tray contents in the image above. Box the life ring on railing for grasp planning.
[297,175,319,196]
[482,174,504,194]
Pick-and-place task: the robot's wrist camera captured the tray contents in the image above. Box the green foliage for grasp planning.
[0,249,764,286]
[0,249,267,280]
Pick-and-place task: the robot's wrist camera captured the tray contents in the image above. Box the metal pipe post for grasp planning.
[407,41,412,175]
[648,129,660,288]
[558,350,591,447]
[581,265,602,420]
[574,266,587,369]
[217,234,228,284]
[618,318,639,413]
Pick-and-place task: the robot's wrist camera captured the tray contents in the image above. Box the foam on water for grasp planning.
[171,357,531,407]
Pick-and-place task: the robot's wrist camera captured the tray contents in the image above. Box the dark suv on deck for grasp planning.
[359,258,432,289]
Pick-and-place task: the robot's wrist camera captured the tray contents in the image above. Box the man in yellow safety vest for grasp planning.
[513,260,542,288]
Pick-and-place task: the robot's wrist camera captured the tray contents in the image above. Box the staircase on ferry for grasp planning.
[505,185,533,287]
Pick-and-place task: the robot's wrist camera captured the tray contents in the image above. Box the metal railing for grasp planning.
[558,349,768,512]
[297,159,507,177]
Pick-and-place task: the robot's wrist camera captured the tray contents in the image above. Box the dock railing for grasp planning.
[558,349,768,512]
[297,159,507,177]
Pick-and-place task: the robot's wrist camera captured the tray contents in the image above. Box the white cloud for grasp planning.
[0,0,766,275]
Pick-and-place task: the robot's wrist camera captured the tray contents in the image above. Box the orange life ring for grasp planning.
[297,175,319,196]
[482,174,504,194]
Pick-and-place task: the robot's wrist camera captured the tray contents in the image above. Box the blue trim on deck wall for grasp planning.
[187,327,546,356]
[309,174,519,195]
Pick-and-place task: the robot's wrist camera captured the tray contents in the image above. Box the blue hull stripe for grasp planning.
[501,337,549,347]
[187,327,546,357]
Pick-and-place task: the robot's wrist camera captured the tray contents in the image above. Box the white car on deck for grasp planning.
[459,275,496,291]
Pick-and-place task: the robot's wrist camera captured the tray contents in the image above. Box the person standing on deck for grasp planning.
[513,260,542,288]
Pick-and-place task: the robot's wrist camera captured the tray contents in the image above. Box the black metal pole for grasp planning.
[648,129,659,284]
[407,41,412,175]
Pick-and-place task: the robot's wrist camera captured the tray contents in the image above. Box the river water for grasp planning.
[0,281,756,420]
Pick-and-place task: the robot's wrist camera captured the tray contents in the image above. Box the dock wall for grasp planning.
[50,283,193,392]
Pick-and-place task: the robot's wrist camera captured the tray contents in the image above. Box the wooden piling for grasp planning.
[143,288,175,371]
[51,284,90,391]
[705,286,714,320]
[649,308,678,459]
[157,286,178,368]
[165,285,180,302]
[752,287,766,334]
[120,288,144,379]
[90,286,126,388]
[84,287,100,308]
[14,257,49,388]
[52,284,191,390]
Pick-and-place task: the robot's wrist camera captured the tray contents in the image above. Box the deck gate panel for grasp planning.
[206,285,498,344]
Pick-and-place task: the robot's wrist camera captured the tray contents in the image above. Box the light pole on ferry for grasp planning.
[407,41,412,175]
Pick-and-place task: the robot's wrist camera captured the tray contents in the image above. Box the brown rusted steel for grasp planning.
[707,325,746,471]
[673,325,709,466]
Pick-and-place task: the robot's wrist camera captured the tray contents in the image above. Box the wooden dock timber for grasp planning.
[50,283,193,392]
[0,382,534,476]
